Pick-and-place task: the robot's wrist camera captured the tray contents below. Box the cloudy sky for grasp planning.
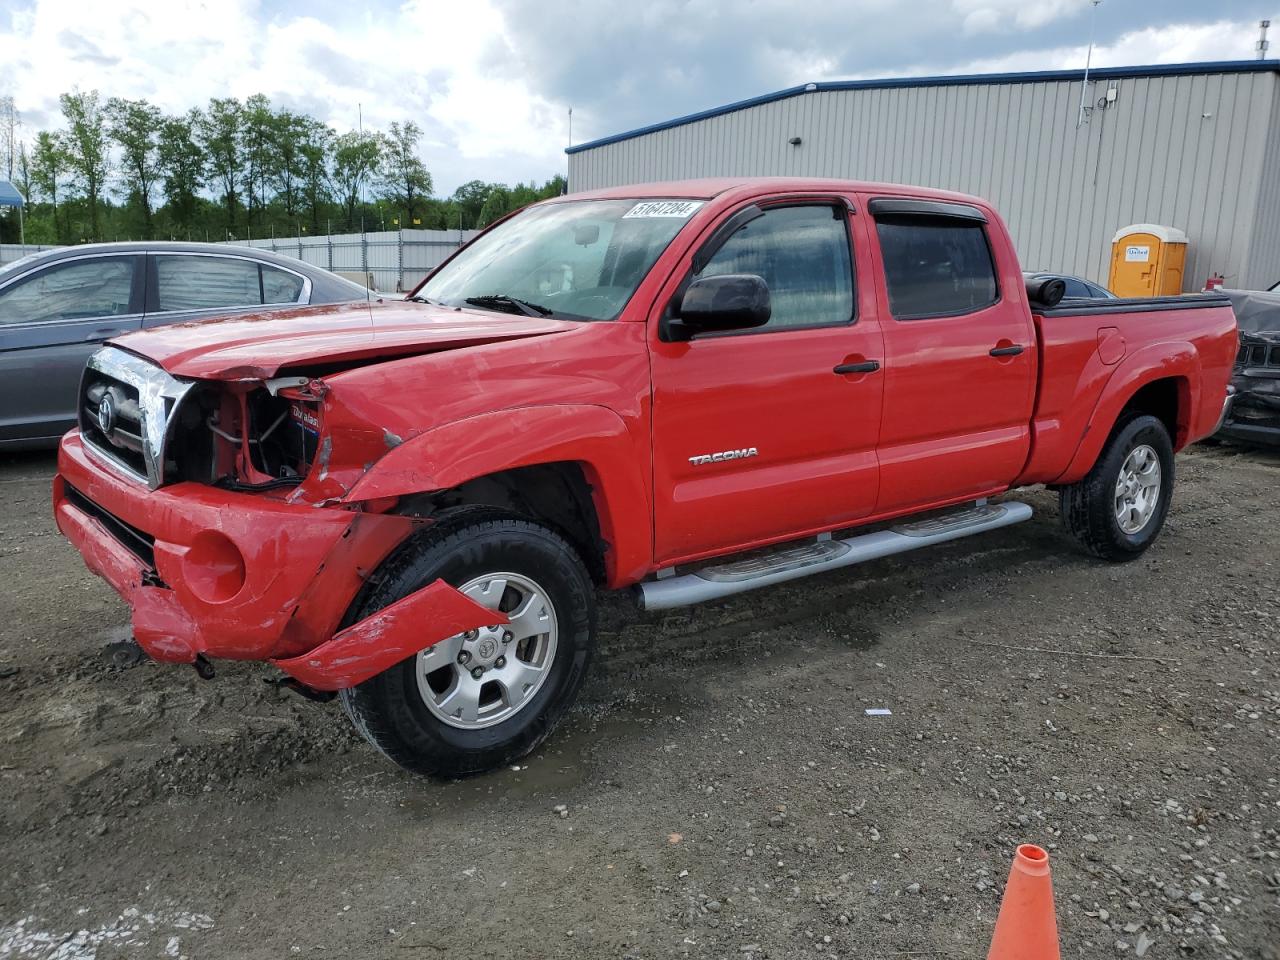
[0,0,1276,194]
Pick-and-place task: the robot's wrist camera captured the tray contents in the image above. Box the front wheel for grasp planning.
[1059,413,1174,561]
[338,508,596,778]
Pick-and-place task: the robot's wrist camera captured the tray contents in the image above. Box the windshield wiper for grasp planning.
[463,294,553,317]
[406,295,448,306]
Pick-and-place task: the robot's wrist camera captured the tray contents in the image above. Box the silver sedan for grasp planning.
[0,242,368,449]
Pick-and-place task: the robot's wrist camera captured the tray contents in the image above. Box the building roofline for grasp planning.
[565,59,1280,155]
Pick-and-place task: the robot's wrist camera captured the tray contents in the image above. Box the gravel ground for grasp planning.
[0,443,1277,960]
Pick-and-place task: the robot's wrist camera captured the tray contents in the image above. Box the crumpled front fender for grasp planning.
[271,579,509,691]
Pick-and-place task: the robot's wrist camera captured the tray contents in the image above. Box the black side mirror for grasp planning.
[666,274,771,341]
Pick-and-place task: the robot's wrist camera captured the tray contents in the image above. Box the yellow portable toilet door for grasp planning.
[1109,224,1189,297]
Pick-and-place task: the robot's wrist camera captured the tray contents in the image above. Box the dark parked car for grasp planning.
[1217,288,1280,446]
[0,242,367,448]
[1023,271,1116,299]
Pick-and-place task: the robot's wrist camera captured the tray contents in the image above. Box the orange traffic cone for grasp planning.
[987,844,1061,960]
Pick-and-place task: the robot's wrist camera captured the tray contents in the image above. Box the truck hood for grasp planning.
[109,298,580,380]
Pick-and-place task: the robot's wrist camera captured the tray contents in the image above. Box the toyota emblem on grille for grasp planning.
[97,392,116,436]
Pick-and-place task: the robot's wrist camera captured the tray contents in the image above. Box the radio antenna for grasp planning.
[1077,1,1102,128]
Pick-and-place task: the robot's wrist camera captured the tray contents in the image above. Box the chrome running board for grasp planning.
[636,501,1032,611]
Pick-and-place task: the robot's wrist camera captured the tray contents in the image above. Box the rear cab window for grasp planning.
[873,207,999,319]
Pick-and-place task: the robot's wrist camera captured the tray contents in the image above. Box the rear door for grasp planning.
[142,252,309,328]
[864,197,1036,513]
[649,197,885,564]
[0,254,144,445]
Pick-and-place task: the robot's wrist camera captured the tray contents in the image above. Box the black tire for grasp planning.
[1058,413,1175,561]
[338,507,596,778]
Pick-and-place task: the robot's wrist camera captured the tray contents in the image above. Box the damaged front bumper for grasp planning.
[54,432,502,691]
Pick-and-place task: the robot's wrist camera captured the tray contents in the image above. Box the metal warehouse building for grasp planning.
[566,60,1280,291]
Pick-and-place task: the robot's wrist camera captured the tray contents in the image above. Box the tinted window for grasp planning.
[0,257,135,325]
[875,216,998,319]
[1060,278,1090,298]
[156,255,261,311]
[1087,282,1113,298]
[262,265,305,304]
[696,205,854,330]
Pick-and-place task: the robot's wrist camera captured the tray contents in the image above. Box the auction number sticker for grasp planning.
[623,200,705,219]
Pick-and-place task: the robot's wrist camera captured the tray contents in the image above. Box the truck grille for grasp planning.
[1236,342,1280,367]
[79,347,194,488]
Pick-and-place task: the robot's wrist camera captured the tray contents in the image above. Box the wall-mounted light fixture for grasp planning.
[788,136,802,146]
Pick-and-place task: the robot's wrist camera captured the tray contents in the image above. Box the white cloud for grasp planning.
[935,17,1270,75]
[953,0,1085,35]
[0,0,1272,191]
[0,0,571,194]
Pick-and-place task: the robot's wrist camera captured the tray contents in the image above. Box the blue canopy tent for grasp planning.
[0,180,25,244]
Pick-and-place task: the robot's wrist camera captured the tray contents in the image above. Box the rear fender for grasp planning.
[344,404,652,586]
[1057,342,1199,484]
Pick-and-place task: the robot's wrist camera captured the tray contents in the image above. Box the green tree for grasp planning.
[270,110,310,221]
[198,97,244,231]
[106,96,162,237]
[59,89,111,240]
[15,141,31,202]
[331,130,383,226]
[379,121,432,226]
[297,119,333,233]
[240,93,275,227]
[0,96,18,183]
[30,131,69,241]
[450,179,491,229]
[476,184,512,226]
[157,110,204,233]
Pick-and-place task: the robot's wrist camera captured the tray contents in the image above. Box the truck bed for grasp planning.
[1019,293,1237,487]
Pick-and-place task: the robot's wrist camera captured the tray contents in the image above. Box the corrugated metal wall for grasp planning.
[1245,84,1280,289]
[569,70,1280,291]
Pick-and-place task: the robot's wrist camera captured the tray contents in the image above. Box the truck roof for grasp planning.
[565,177,988,206]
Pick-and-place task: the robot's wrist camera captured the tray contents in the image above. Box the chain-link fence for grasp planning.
[1,230,481,293]
[224,229,480,293]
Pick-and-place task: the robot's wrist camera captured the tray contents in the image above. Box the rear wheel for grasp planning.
[338,508,596,777]
[1059,414,1174,561]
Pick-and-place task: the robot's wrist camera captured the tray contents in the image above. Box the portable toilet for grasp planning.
[1108,224,1188,297]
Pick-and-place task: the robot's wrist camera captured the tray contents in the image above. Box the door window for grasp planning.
[1059,278,1091,298]
[261,265,305,304]
[695,205,854,330]
[875,216,998,319]
[0,258,135,325]
[156,255,262,311]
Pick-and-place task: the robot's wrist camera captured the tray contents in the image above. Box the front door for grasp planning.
[864,196,1036,514]
[0,254,144,445]
[650,200,884,564]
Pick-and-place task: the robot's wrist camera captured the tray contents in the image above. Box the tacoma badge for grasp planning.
[688,447,758,466]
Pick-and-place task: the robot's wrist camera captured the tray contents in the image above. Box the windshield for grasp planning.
[418,198,704,321]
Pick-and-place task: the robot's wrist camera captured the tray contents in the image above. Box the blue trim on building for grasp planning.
[565,59,1280,155]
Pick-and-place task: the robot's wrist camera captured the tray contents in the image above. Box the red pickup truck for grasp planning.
[53,178,1236,777]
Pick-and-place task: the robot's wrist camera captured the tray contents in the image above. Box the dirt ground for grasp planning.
[0,443,1277,960]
